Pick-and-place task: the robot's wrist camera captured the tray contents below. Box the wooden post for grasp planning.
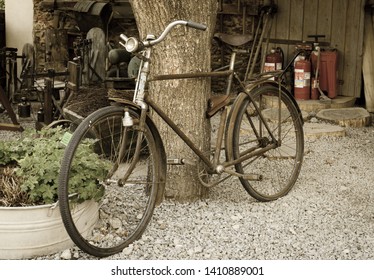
[363,8,374,112]
[44,78,53,125]
[0,85,23,131]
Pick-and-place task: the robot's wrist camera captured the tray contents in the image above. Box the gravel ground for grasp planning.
[110,123,374,260]
[1,110,374,260]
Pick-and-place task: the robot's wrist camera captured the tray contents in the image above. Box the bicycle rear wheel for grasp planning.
[58,106,163,257]
[226,85,304,201]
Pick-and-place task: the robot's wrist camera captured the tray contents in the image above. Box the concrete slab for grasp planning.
[304,122,346,139]
[316,107,371,127]
[296,96,356,112]
[262,108,309,122]
[264,95,356,113]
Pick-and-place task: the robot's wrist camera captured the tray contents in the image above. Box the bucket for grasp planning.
[18,98,31,118]
[0,200,98,259]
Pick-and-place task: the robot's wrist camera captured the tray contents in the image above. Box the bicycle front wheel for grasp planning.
[226,85,304,201]
[58,106,163,257]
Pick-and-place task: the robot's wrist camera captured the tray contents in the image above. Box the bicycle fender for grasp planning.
[127,103,167,205]
[113,101,167,205]
[109,97,140,108]
[145,112,167,206]
[244,81,304,125]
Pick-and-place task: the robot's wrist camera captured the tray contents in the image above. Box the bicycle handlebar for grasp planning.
[120,20,207,53]
[186,20,207,31]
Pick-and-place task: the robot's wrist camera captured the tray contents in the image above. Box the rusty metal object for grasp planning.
[150,70,233,82]
[41,1,114,32]
[214,33,253,47]
[73,2,113,32]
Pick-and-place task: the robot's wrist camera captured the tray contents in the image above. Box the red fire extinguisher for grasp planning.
[294,56,311,100]
[263,47,283,73]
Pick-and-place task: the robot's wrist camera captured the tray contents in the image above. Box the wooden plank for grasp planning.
[354,0,365,99]
[362,10,374,112]
[302,0,318,41]
[288,0,304,59]
[272,0,291,62]
[330,0,347,96]
[289,0,304,40]
[316,0,333,41]
[342,0,363,97]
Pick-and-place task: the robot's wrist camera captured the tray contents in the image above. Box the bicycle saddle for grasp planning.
[206,94,232,118]
[214,33,253,47]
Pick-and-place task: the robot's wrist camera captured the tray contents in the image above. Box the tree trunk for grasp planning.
[129,1,218,202]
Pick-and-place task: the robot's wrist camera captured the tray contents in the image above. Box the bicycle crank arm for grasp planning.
[223,168,263,181]
[167,158,196,166]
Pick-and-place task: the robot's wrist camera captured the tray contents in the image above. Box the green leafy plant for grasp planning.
[0,127,111,206]
[0,0,4,10]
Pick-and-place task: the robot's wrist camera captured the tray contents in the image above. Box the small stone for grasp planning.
[122,245,133,255]
[159,223,168,230]
[194,246,203,254]
[60,249,72,260]
[325,158,334,165]
[110,217,122,229]
[173,238,181,246]
[231,214,243,221]
[187,249,194,256]
[232,224,240,230]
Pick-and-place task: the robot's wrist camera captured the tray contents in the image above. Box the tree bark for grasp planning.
[129,1,218,202]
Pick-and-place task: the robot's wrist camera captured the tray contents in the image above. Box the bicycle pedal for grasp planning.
[167,158,196,166]
[167,158,184,165]
[242,174,263,181]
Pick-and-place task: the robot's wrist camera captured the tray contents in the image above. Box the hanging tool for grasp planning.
[309,35,331,104]
[244,2,277,81]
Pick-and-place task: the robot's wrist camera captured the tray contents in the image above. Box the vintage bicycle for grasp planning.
[58,20,304,257]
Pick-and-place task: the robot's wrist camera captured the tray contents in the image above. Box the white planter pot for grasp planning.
[0,200,98,259]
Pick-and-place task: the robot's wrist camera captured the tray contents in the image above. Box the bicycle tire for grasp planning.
[226,85,304,201]
[58,106,163,257]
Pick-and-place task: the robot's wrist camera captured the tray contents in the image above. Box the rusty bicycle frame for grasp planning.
[126,28,290,184]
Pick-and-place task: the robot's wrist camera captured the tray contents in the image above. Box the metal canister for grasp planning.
[18,97,31,118]
[294,57,311,100]
[37,108,44,122]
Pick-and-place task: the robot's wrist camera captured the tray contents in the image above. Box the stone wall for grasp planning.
[33,0,138,71]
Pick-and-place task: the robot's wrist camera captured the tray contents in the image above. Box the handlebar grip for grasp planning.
[186,21,207,31]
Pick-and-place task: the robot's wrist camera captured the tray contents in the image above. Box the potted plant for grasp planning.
[0,127,111,259]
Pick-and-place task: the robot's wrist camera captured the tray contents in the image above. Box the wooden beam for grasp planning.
[40,0,77,10]
[363,10,374,112]
[0,85,23,132]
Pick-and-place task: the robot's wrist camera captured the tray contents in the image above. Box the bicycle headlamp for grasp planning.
[125,37,139,53]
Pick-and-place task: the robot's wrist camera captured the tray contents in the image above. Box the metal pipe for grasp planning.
[150,70,233,81]
[146,97,214,172]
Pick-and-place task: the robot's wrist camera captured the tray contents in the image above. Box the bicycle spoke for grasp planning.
[59,106,162,257]
[226,87,304,201]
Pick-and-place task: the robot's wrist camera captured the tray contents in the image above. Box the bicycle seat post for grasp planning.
[225,49,237,96]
